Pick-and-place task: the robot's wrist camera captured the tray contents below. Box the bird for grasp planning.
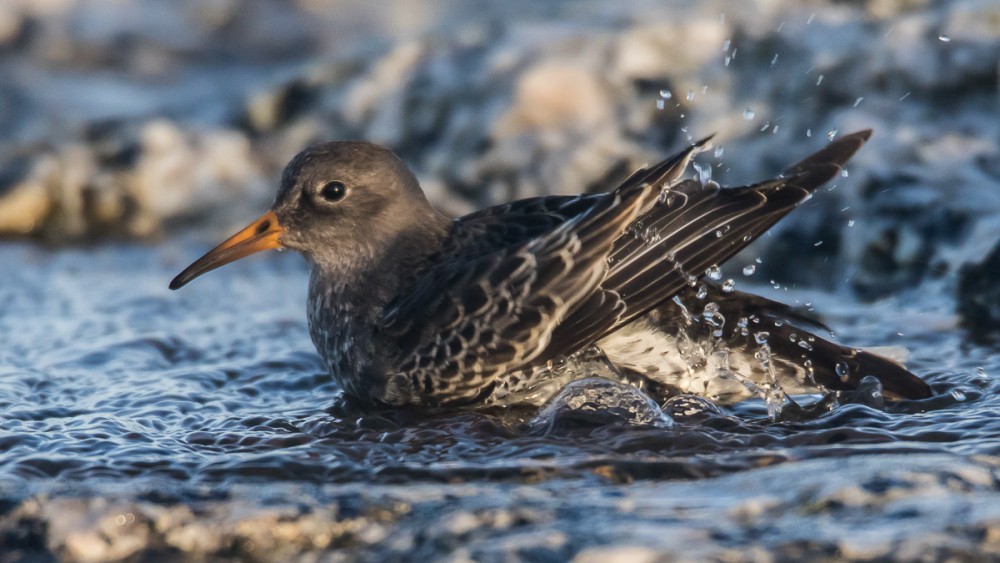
[169,130,933,409]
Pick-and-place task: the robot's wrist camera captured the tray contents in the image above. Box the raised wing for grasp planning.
[539,129,873,361]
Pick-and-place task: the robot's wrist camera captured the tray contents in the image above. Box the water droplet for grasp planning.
[938,35,951,42]
[659,89,673,100]
[951,388,966,401]
[693,161,712,184]
[770,54,779,67]
[743,107,755,120]
[813,240,823,247]
[816,74,824,86]
[687,89,695,101]
[702,302,720,318]
[686,274,698,286]
[835,361,851,382]
[841,169,849,177]
[715,230,723,238]
[806,13,815,24]
[722,279,736,292]
[656,99,665,110]
[827,129,838,141]
[642,226,661,245]
[754,332,770,345]
[657,188,673,205]
[742,264,756,276]
[806,128,812,138]
[696,284,708,300]
[899,91,911,101]
[853,96,864,107]
[706,265,722,280]
[760,121,770,132]
[847,219,855,227]
[714,146,724,158]
[722,39,731,52]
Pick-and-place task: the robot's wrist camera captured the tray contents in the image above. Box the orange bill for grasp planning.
[169,211,285,290]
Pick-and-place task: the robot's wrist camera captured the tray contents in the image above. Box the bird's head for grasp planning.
[169,141,442,290]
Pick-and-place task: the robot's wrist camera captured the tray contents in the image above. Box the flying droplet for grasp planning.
[656,99,665,110]
[754,332,770,345]
[742,264,756,276]
[659,89,673,100]
[722,278,736,292]
[847,219,855,227]
[806,128,812,138]
[696,284,708,300]
[841,169,849,177]
[706,265,722,280]
[743,107,756,120]
[938,35,951,42]
[687,89,695,101]
[714,146,724,158]
[827,129,838,141]
[816,74,824,86]
[854,97,864,107]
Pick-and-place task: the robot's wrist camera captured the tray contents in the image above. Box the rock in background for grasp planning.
[0,0,998,306]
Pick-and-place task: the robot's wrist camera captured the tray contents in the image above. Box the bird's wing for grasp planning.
[376,183,651,406]
[538,130,873,362]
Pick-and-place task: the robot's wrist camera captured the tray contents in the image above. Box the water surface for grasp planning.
[1,241,998,558]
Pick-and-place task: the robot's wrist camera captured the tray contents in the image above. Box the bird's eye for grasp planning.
[319,181,347,202]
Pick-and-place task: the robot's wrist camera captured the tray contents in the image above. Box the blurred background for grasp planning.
[1,0,998,307]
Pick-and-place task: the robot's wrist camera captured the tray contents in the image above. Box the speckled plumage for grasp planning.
[172,131,933,408]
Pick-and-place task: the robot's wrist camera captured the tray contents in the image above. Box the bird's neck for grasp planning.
[305,211,450,394]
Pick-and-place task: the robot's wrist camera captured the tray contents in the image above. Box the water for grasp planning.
[1,241,999,558]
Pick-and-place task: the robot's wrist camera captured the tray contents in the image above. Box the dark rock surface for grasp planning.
[958,238,1000,338]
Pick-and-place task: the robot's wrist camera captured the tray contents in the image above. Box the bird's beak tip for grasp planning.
[169,211,285,290]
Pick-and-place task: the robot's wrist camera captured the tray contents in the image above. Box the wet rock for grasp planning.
[0,120,268,240]
[957,238,1000,338]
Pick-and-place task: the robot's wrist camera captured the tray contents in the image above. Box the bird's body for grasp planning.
[171,131,932,409]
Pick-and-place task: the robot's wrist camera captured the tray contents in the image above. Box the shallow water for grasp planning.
[1,240,999,558]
